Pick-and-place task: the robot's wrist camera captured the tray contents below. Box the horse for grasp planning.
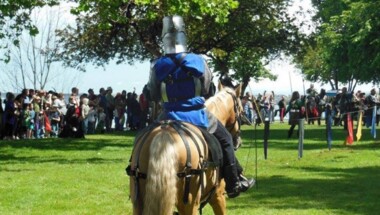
[127,83,247,215]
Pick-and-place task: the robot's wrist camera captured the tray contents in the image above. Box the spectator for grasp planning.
[338,87,354,129]
[3,92,16,140]
[50,105,61,137]
[241,96,252,124]
[96,107,106,134]
[365,88,379,127]
[139,86,149,129]
[129,93,141,131]
[59,96,83,138]
[88,88,98,106]
[0,92,4,139]
[126,92,133,130]
[87,103,96,134]
[114,92,126,131]
[27,103,35,139]
[81,97,90,134]
[278,96,286,123]
[105,87,115,132]
[285,91,305,138]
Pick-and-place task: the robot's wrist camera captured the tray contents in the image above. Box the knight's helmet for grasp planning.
[162,15,187,54]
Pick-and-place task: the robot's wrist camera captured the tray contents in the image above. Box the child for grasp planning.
[22,103,30,139]
[81,98,90,134]
[28,103,35,139]
[50,105,61,137]
[87,104,96,134]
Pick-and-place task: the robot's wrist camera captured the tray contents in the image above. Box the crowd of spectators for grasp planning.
[2,84,379,140]
[0,86,150,140]
[241,85,380,129]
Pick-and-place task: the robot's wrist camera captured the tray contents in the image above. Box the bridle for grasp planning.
[225,90,244,147]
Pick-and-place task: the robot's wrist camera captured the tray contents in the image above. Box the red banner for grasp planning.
[345,113,354,145]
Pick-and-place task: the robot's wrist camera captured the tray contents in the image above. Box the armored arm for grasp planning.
[201,59,213,98]
[146,59,161,102]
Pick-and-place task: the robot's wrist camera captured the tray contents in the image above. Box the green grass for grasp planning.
[1,123,379,215]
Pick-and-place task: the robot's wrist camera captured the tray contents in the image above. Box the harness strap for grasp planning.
[128,165,204,179]
[225,91,242,134]
[161,82,169,103]
[199,187,217,215]
[194,77,202,97]
[126,166,147,179]
[179,123,208,195]
[127,121,161,202]
[181,123,209,192]
[170,121,193,204]
[177,169,204,178]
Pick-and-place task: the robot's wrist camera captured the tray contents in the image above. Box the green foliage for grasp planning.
[298,0,380,90]
[0,0,58,57]
[1,124,380,214]
[57,0,303,93]
[0,0,304,85]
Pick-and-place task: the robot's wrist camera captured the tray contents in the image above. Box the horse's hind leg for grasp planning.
[209,181,227,215]
[177,182,201,215]
[177,198,200,215]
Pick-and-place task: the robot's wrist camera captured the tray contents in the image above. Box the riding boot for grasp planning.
[224,163,241,198]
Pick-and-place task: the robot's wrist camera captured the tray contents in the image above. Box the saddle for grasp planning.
[128,120,223,171]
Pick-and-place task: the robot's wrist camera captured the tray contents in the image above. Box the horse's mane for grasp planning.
[205,87,236,117]
[207,87,235,103]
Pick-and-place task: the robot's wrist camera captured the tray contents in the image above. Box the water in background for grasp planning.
[1,94,4,110]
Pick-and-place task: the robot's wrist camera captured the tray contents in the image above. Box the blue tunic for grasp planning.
[154,53,209,128]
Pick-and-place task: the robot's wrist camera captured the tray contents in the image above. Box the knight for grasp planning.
[146,15,254,198]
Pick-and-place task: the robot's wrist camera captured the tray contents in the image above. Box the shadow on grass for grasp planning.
[0,131,138,151]
[0,131,139,165]
[0,153,124,165]
[231,166,380,215]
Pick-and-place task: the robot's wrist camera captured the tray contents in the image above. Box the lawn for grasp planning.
[1,122,379,215]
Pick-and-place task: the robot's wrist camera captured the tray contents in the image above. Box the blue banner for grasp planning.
[326,107,332,150]
[298,119,304,159]
[371,105,377,139]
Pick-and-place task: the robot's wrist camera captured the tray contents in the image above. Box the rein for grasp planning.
[224,90,243,144]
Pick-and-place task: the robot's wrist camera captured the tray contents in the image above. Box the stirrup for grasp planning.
[239,175,255,192]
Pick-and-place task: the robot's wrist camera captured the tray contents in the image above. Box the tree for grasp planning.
[297,0,380,91]
[57,0,304,94]
[0,6,81,93]
[0,0,59,62]
[199,0,303,93]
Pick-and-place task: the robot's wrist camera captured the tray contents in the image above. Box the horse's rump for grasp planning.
[128,120,221,215]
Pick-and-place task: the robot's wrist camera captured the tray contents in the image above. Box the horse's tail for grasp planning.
[143,130,178,215]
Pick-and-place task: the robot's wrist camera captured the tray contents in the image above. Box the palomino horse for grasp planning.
[127,83,246,215]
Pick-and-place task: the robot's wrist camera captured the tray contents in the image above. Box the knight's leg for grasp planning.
[212,121,254,198]
[212,121,239,197]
